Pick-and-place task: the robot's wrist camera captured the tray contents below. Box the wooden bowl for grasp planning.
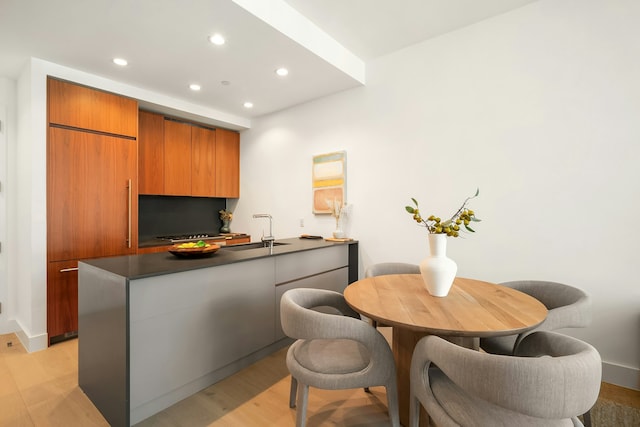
[168,243,220,258]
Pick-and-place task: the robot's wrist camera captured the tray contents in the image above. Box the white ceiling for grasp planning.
[0,0,537,122]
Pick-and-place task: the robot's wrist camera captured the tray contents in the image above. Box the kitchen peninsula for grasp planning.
[77,237,358,426]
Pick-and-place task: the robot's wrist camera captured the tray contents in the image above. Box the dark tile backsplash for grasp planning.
[138,195,226,240]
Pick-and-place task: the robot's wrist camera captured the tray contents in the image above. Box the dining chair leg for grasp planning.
[296,383,310,427]
[386,383,400,427]
[289,376,298,408]
[582,409,592,427]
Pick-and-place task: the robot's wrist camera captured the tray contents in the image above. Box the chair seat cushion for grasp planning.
[429,369,577,427]
[291,339,370,374]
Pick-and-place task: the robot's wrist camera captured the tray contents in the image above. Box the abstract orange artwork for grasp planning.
[312,151,346,214]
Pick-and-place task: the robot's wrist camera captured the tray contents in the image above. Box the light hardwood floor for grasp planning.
[0,333,394,426]
[1,332,638,426]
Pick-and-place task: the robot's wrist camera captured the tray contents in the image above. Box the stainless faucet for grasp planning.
[253,214,274,247]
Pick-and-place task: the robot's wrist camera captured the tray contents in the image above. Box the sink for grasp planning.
[220,241,290,251]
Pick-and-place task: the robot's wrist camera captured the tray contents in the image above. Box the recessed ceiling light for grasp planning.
[189,84,201,91]
[243,102,254,109]
[275,68,289,77]
[113,58,128,66]
[209,34,225,45]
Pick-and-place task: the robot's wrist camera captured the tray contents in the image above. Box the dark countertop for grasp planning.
[80,237,357,280]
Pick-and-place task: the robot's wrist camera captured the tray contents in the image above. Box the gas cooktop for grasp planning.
[156,234,218,243]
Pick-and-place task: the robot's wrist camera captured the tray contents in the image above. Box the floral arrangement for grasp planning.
[405,189,480,237]
[219,209,233,221]
[326,198,349,228]
[326,198,344,221]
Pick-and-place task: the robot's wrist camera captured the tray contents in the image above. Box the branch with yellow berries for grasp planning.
[405,188,481,237]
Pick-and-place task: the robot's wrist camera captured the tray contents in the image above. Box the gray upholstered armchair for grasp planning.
[409,331,602,427]
[480,280,592,355]
[280,288,400,427]
[365,262,421,278]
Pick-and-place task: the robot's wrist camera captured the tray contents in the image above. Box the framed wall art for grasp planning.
[312,151,346,214]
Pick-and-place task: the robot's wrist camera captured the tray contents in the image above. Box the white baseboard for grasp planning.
[14,319,48,353]
[602,361,639,391]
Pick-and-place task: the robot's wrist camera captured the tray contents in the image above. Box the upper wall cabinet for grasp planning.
[138,111,165,195]
[164,119,193,195]
[215,129,240,198]
[48,78,138,138]
[138,111,239,198]
[191,125,217,197]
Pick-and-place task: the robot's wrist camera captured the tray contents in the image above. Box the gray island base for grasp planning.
[78,237,358,426]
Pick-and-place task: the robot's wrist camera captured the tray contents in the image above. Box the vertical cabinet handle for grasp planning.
[127,179,132,248]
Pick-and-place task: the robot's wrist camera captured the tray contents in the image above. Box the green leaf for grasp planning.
[471,217,481,222]
[405,206,415,213]
[411,198,418,206]
[474,188,480,197]
[464,225,476,232]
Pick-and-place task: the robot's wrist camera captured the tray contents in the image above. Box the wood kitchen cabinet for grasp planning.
[191,126,217,196]
[47,261,79,342]
[164,119,192,195]
[47,77,139,344]
[215,128,240,198]
[48,127,138,261]
[164,120,218,196]
[138,111,239,197]
[138,110,165,194]
[48,77,137,137]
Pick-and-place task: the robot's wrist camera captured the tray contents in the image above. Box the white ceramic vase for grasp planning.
[333,215,345,238]
[419,233,457,297]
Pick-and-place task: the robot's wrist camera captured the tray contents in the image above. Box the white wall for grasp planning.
[233,0,640,389]
[0,77,16,334]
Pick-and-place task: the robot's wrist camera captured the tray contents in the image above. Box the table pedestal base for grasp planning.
[392,328,479,426]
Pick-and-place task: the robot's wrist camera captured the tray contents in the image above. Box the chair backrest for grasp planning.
[422,331,601,420]
[280,288,383,347]
[502,280,592,330]
[365,262,420,278]
[512,332,602,417]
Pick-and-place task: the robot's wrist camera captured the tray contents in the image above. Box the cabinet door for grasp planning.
[275,267,349,340]
[164,120,192,195]
[138,111,165,195]
[47,260,79,342]
[47,77,138,137]
[215,128,240,198]
[48,127,138,261]
[191,126,216,197]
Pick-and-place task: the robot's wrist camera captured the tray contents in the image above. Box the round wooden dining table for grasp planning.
[343,274,548,427]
